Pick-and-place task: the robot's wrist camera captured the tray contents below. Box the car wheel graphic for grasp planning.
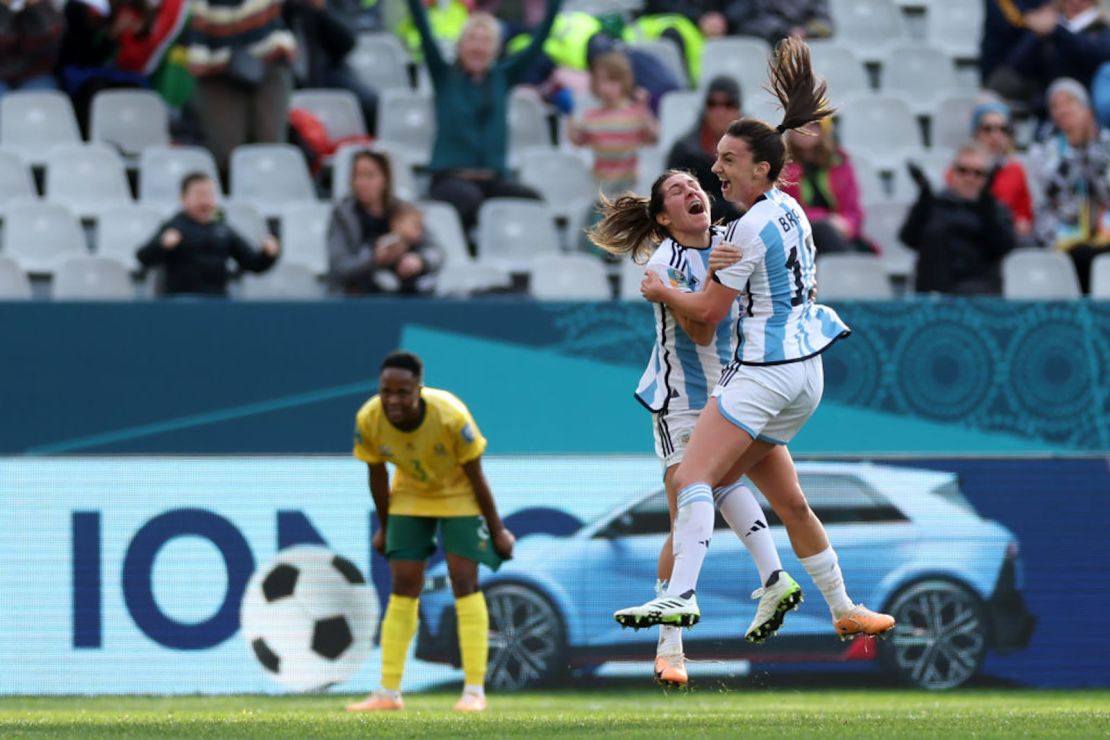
[486,583,567,690]
[879,579,988,690]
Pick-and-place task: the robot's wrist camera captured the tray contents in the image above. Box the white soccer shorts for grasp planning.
[652,407,700,469]
[711,355,825,445]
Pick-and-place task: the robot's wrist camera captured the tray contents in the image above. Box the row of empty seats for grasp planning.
[4,248,1105,301]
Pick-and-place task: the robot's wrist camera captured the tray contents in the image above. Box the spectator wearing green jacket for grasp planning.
[407,0,561,233]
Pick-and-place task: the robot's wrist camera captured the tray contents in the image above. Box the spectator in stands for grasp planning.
[0,0,64,98]
[285,0,378,134]
[408,0,559,234]
[781,118,871,254]
[640,0,729,40]
[666,75,742,223]
[185,0,297,175]
[1027,77,1110,292]
[970,100,1035,240]
[327,150,443,295]
[981,0,1045,92]
[724,0,833,44]
[137,172,280,296]
[57,0,149,133]
[899,143,1016,295]
[567,50,658,199]
[992,0,1110,117]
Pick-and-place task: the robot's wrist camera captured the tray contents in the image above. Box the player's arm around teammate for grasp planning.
[625,38,895,642]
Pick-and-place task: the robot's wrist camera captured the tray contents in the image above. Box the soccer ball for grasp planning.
[240,545,379,691]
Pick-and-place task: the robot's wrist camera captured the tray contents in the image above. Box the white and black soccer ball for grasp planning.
[240,545,379,692]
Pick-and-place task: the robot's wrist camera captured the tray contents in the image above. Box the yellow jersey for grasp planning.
[353,387,488,517]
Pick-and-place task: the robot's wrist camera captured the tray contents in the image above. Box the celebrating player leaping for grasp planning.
[590,171,804,687]
[614,38,895,642]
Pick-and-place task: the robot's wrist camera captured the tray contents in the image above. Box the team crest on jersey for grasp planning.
[666,268,697,290]
[461,423,475,443]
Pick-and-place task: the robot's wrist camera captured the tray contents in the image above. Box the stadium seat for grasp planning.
[837,94,923,169]
[229,144,316,218]
[1002,248,1082,300]
[816,253,895,300]
[809,43,871,102]
[509,89,553,161]
[330,143,418,202]
[222,200,267,247]
[850,154,885,202]
[0,150,35,204]
[139,145,222,213]
[2,201,87,274]
[526,255,608,301]
[517,149,597,221]
[347,33,410,93]
[44,143,133,219]
[240,262,324,300]
[476,198,561,272]
[879,44,960,116]
[89,89,170,159]
[1091,253,1110,299]
[914,148,956,191]
[829,0,908,63]
[631,37,689,88]
[0,90,81,166]
[279,201,331,275]
[529,253,612,300]
[619,257,645,301]
[933,94,980,151]
[698,36,771,102]
[290,89,367,139]
[418,199,472,266]
[95,204,164,268]
[635,144,666,195]
[862,199,916,277]
[434,260,512,297]
[926,0,985,60]
[657,90,701,155]
[0,254,32,299]
[375,89,435,163]
[52,255,134,300]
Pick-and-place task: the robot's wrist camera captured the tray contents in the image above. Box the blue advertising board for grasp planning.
[2,455,1107,693]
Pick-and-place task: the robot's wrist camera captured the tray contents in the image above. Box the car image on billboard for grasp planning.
[416,462,1035,691]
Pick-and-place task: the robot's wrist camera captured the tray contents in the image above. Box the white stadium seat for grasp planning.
[1002,248,1081,300]
[52,255,134,300]
[280,201,332,275]
[2,201,87,274]
[89,89,170,159]
[476,198,561,272]
[0,90,81,166]
[816,253,895,300]
[95,204,165,268]
[139,145,222,213]
[44,143,133,219]
[290,89,367,139]
[241,262,324,300]
[229,144,316,218]
[0,255,32,299]
[529,253,611,300]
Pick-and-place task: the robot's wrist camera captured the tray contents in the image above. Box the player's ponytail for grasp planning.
[726,38,836,184]
[587,170,688,262]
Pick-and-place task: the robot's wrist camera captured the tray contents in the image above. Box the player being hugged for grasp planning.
[615,38,895,642]
[346,351,514,713]
[590,172,802,687]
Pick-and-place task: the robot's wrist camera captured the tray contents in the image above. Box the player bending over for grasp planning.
[346,351,514,713]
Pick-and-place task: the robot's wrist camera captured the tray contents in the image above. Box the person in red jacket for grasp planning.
[780,117,873,253]
[969,100,1034,240]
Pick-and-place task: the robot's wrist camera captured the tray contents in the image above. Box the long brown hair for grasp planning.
[587,170,692,262]
[727,38,836,183]
[350,149,399,215]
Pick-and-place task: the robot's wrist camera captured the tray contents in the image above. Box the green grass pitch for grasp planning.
[2,689,1109,738]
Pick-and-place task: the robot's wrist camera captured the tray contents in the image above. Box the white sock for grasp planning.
[463,683,484,697]
[378,687,401,699]
[713,482,782,585]
[666,483,715,596]
[658,625,683,655]
[799,546,854,616]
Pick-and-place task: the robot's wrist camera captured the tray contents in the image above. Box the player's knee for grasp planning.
[776,495,812,526]
[449,575,478,598]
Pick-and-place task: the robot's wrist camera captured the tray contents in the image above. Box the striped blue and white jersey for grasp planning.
[635,227,738,413]
[715,188,850,366]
